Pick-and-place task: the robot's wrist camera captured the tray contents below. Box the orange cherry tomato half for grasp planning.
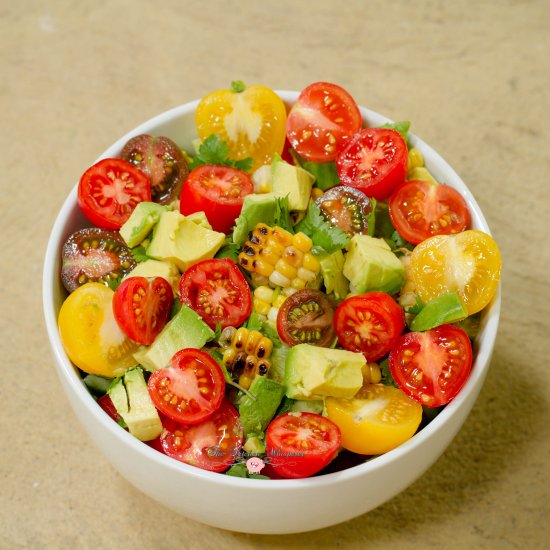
[148,348,225,425]
[389,179,470,244]
[389,324,472,407]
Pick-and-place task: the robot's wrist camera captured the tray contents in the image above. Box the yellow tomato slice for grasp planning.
[409,230,502,315]
[58,283,138,377]
[195,81,287,170]
[325,384,422,455]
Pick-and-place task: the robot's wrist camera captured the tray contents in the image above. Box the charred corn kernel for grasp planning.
[254,286,274,303]
[297,267,316,283]
[291,277,307,290]
[261,242,285,261]
[223,327,273,389]
[273,294,287,308]
[269,270,291,288]
[302,252,320,272]
[218,326,237,348]
[274,258,297,279]
[272,227,293,246]
[250,273,270,288]
[253,259,274,277]
[311,187,324,201]
[362,363,382,385]
[292,232,313,253]
[282,246,304,268]
[407,147,424,172]
[253,298,271,316]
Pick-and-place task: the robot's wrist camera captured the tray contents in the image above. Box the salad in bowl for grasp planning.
[44,81,501,531]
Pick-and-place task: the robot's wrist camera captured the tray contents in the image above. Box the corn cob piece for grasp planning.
[362,363,382,385]
[407,147,438,184]
[238,224,321,291]
[253,285,290,324]
[222,327,273,389]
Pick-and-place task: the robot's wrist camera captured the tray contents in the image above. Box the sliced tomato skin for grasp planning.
[180,165,253,234]
[112,276,173,345]
[334,292,405,361]
[148,348,225,425]
[265,412,341,479]
[178,258,252,330]
[160,399,243,472]
[336,128,408,200]
[389,180,471,244]
[286,82,362,162]
[78,158,151,230]
[97,394,123,424]
[120,134,189,205]
[276,289,335,347]
[389,324,472,407]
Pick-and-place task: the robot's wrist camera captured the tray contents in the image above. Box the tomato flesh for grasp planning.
[148,348,225,425]
[286,82,362,162]
[160,399,243,472]
[276,289,335,347]
[389,180,470,244]
[120,134,189,205]
[265,412,341,478]
[336,128,408,200]
[316,186,373,235]
[178,258,252,330]
[112,276,173,345]
[61,228,136,293]
[334,292,405,361]
[78,158,151,230]
[389,324,472,407]
[180,165,253,234]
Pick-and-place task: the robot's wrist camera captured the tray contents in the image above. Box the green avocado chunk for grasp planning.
[232,193,279,245]
[410,291,468,332]
[238,376,286,437]
[135,304,214,372]
[319,250,349,300]
[107,368,162,441]
[123,258,180,294]
[343,234,404,294]
[285,344,364,400]
[271,154,314,211]
[119,202,167,248]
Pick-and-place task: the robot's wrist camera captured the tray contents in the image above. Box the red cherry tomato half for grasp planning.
[179,164,253,234]
[389,324,472,407]
[160,399,243,472]
[336,128,408,200]
[265,412,341,479]
[78,158,151,230]
[112,276,173,346]
[276,289,335,347]
[389,180,471,245]
[97,394,123,424]
[148,348,225,424]
[334,292,405,361]
[286,82,362,162]
[178,258,252,330]
[120,134,189,205]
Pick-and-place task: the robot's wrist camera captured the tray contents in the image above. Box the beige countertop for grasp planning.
[2,0,549,547]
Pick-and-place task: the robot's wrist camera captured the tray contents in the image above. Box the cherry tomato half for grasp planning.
[78,158,151,230]
[148,348,225,424]
[389,324,473,407]
[120,134,189,205]
[276,289,335,347]
[286,82,362,162]
[336,128,408,200]
[334,292,405,361]
[389,180,470,244]
[325,384,422,455]
[265,412,341,479]
[178,258,252,330]
[179,164,253,234]
[315,186,373,235]
[160,399,243,472]
[112,276,173,346]
[61,228,136,293]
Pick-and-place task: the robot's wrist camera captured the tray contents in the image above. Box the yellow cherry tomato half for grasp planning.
[58,282,138,377]
[409,230,502,315]
[325,384,422,455]
[195,81,287,170]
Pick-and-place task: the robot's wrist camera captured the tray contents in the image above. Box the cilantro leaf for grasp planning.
[130,245,150,263]
[379,359,399,388]
[291,150,340,191]
[295,202,350,253]
[379,120,411,144]
[274,196,294,234]
[215,237,240,262]
[189,134,253,172]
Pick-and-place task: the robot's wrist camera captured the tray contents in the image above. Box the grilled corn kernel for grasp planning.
[267,307,279,323]
[252,259,274,277]
[407,147,424,172]
[292,232,313,253]
[273,294,287,308]
[311,187,324,201]
[271,227,293,246]
[274,258,298,279]
[291,277,307,290]
[362,363,382,385]
[254,285,274,303]
[253,298,271,316]
[281,246,304,268]
[302,252,320,272]
[296,267,316,283]
[269,270,291,288]
[244,331,263,355]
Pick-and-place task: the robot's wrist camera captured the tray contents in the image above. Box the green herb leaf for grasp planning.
[130,245,150,263]
[215,239,240,262]
[295,202,350,253]
[379,359,399,388]
[106,278,122,291]
[379,120,411,144]
[274,196,295,234]
[189,134,253,172]
[231,80,246,93]
[405,295,425,316]
[226,464,249,478]
[293,152,340,191]
[245,312,264,332]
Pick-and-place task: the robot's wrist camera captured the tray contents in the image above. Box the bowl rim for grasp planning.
[43,90,501,489]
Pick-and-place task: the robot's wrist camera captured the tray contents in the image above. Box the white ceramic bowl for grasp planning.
[43,91,500,534]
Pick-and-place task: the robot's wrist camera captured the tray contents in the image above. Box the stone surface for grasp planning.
[1,0,549,547]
